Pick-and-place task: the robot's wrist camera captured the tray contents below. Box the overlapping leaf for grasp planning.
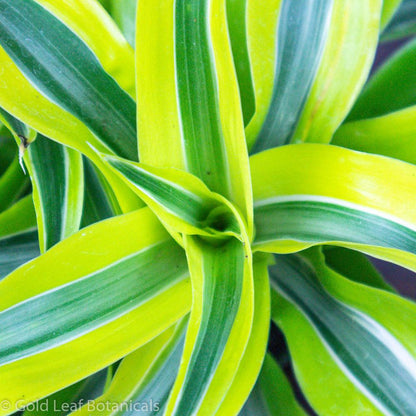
[239,354,307,416]
[251,144,416,271]
[0,0,140,211]
[0,208,191,413]
[0,196,39,281]
[73,322,186,415]
[136,0,253,234]
[334,38,416,164]
[382,0,416,40]
[247,0,381,151]
[270,250,416,415]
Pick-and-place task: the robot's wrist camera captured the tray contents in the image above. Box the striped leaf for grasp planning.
[36,0,136,98]
[226,0,255,126]
[136,0,253,235]
[74,321,186,415]
[0,195,39,281]
[239,354,307,416]
[0,106,31,142]
[249,0,332,151]
[0,109,85,252]
[103,155,243,238]
[251,144,416,271]
[248,0,381,151]
[25,136,84,252]
[382,0,416,40]
[0,208,191,412]
[0,0,137,160]
[270,250,416,415]
[164,235,254,415]
[0,2,140,212]
[216,254,271,416]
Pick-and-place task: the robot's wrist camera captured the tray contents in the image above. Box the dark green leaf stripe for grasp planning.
[121,326,186,416]
[270,254,416,416]
[0,240,188,367]
[108,158,210,226]
[0,230,39,281]
[0,0,138,160]
[28,135,82,250]
[254,196,416,252]
[251,0,333,152]
[81,157,117,227]
[175,0,231,197]
[0,106,29,139]
[227,0,255,126]
[173,237,245,415]
[382,0,416,41]
[106,157,240,235]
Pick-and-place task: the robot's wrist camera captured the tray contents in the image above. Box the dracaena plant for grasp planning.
[0,0,416,415]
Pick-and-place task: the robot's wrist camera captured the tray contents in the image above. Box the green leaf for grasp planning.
[0,216,187,367]
[216,254,271,416]
[0,208,191,412]
[75,321,186,415]
[110,0,137,48]
[0,106,30,140]
[0,194,36,239]
[0,0,137,160]
[382,0,416,40]
[0,5,140,212]
[0,155,29,212]
[251,144,416,271]
[23,370,107,415]
[240,354,307,416]
[334,39,416,163]
[249,0,333,152]
[26,136,84,252]
[0,136,16,177]
[34,0,135,97]
[226,0,255,126]
[103,155,243,238]
[381,0,403,30]
[323,246,393,291]
[0,195,39,281]
[290,0,382,145]
[0,109,84,252]
[270,251,416,415]
[81,157,118,227]
[333,105,416,165]
[244,0,280,150]
[248,0,382,151]
[348,37,416,120]
[136,0,253,235]
[165,236,254,415]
